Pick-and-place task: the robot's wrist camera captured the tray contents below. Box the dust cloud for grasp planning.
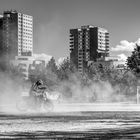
[57,74,132,103]
[0,53,137,114]
[0,67,138,114]
[0,71,28,114]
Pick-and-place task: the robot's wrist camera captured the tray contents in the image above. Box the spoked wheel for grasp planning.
[16,98,28,112]
[43,100,54,112]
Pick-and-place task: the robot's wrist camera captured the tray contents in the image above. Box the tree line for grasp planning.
[1,42,139,103]
[26,57,137,102]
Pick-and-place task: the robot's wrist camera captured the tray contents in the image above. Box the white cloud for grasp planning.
[57,57,66,64]
[33,53,52,63]
[112,40,135,52]
[136,38,140,46]
[117,54,127,61]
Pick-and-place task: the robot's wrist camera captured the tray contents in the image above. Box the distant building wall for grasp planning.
[1,10,33,60]
[70,25,109,74]
[11,56,35,79]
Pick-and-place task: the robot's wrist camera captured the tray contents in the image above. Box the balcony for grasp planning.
[78,57,83,60]
[97,49,106,53]
[105,36,109,39]
[105,39,109,41]
[70,41,74,44]
[70,45,74,50]
[70,44,74,47]
[70,34,73,37]
[70,48,74,51]
[70,39,74,41]
[106,44,109,48]
[78,61,83,64]
[105,32,109,35]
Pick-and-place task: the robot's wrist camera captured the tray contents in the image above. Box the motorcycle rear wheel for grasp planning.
[16,98,28,112]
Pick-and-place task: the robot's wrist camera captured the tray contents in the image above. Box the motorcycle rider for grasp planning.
[30,79,47,99]
[16,79,54,111]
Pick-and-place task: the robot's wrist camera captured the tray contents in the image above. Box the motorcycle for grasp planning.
[16,89,55,112]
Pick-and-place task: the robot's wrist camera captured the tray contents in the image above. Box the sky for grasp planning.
[0,0,140,61]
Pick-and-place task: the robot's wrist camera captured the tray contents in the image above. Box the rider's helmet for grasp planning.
[36,79,44,86]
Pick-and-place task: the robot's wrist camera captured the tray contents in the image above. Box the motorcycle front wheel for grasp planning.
[43,100,54,112]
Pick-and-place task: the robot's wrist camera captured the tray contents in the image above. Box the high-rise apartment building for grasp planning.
[0,16,3,56]
[70,25,109,73]
[2,10,33,60]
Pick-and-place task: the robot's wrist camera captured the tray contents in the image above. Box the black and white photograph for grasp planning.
[0,0,140,139]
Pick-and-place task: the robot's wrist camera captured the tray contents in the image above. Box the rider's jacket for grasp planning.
[31,82,47,97]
